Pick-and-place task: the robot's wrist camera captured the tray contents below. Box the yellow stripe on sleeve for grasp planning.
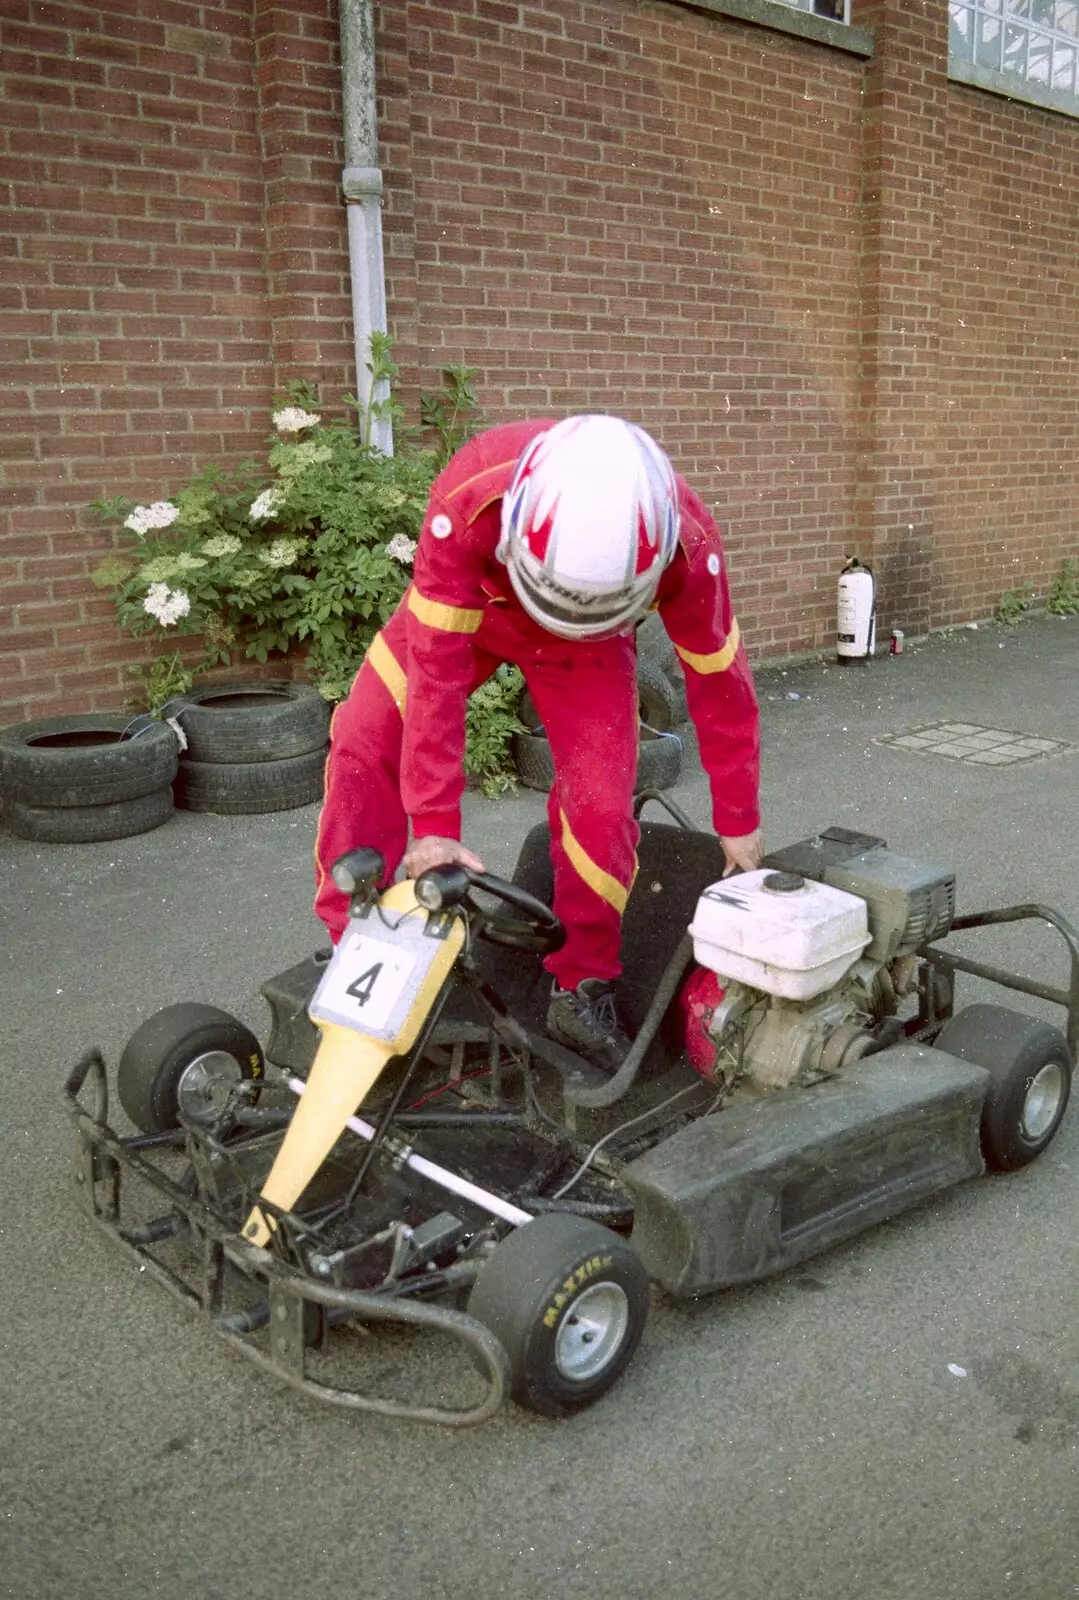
[673,617,741,676]
[559,809,634,915]
[366,631,407,714]
[408,586,484,635]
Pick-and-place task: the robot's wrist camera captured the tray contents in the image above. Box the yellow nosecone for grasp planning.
[242,878,465,1248]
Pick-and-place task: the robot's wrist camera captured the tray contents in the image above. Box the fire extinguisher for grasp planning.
[837,556,876,663]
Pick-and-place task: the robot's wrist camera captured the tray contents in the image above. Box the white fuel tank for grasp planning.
[688,870,871,1000]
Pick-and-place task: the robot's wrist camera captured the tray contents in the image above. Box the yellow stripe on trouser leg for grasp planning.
[673,617,741,675]
[366,630,407,713]
[407,587,484,634]
[559,808,635,914]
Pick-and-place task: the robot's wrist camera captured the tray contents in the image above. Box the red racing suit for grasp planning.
[314,419,760,990]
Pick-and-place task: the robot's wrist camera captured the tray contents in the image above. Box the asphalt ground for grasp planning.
[2,614,1078,1600]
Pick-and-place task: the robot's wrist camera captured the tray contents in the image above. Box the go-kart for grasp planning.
[65,796,1079,1426]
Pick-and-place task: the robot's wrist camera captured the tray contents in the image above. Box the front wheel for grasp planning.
[467,1213,650,1417]
[935,1003,1072,1171]
[117,1002,264,1134]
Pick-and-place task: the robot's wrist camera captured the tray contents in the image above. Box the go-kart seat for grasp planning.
[262,820,726,1080]
[470,820,727,1067]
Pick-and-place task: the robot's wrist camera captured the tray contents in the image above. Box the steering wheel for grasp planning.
[414,866,565,955]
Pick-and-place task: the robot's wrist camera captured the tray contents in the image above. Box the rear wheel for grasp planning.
[117,1002,264,1134]
[467,1213,649,1416]
[934,1003,1072,1171]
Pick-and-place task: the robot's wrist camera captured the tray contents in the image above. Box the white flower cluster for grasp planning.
[124,501,180,536]
[202,533,243,557]
[250,486,286,521]
[386,534,417,565]
[142,583,191,627]
[258,539,302,569]
[272,407,321,433]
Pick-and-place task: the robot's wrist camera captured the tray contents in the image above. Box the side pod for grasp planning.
[624,1046,988,1297]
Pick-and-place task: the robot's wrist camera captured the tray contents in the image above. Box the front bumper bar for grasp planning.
[63,1049,509,1427]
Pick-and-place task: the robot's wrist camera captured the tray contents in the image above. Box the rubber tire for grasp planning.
[511,727,683,794]
[519,660,682,737]
[636,657,681,733]
[117,1002,265,1134]
[2,786,173,843]
[174,681,330,764]
[635,611,679,679]
[636,613,688,723]
[934,1003,1073,1171]
[467,1213,650,1417]
[0,715,179,807]
[174,748,326,814]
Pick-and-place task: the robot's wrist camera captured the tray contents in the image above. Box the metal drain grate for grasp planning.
[875,722,1073,766]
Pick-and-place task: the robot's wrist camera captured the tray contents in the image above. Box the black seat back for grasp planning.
[472,821,726,1059]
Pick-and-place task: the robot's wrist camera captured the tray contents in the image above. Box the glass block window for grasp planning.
[770,0,850,22]
[950,0,1079,115]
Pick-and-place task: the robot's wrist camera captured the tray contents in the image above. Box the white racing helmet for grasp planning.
[497,415,680,640]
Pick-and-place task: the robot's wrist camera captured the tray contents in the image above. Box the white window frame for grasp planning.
[949,0,1079,120]
[770,0,851,23]
[662,0,871,57]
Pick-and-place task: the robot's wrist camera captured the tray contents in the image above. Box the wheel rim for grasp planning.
[176,1050,244,1126]
[554,1282,630,1382]
[1021,1062,1066,1141]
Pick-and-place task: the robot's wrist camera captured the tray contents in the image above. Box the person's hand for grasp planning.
[403,835,486,879]
[719,827,764,877]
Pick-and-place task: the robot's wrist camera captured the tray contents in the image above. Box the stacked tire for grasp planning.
[171,682,330,815]
[635,612,689,726]
[512,655,686,794]
[0,715,179,843]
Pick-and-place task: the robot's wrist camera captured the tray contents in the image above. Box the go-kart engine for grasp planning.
[684,829,955,1091]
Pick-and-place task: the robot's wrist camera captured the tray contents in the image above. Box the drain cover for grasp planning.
[876,722,1073,765]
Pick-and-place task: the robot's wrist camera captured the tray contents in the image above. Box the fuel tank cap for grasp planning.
[762,871,806,893]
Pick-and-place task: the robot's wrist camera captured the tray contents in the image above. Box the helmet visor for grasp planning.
[507,549,660,640]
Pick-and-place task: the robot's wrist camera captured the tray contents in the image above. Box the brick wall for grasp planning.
[938,85,1079,623]
[0,0,348,723]
[2,0,1078,727]
[380,0,867,658]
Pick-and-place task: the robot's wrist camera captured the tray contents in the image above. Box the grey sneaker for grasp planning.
[546,978,632,1072]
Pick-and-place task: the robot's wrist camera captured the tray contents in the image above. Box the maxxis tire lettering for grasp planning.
[541,1253,614,1327]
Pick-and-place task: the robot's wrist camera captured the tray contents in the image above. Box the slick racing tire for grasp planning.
[173,748,326,814]
[468,1213,650,1417]
[2,786,174,844]
[0,715,179,807]
[117,1002,265,1134]
[934,1004,1072,1171]
[172,681,331,764]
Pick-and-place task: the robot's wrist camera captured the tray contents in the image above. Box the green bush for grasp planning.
[1046,559,1079,617]
[994,581,1035,626]
[90,340,522,793]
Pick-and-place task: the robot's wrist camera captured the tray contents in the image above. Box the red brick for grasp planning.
[2,0,1078,720]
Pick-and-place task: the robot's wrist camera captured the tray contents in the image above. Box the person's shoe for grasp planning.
[546,978,632,1072]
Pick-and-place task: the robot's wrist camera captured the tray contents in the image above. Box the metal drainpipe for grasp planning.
[339,0,392,454]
